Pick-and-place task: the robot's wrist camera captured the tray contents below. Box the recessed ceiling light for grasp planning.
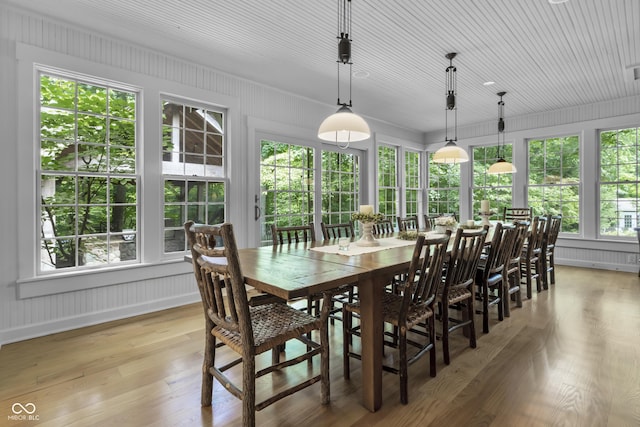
[352,70,370,79]
[483,81,495,86]
[549,0,569,4]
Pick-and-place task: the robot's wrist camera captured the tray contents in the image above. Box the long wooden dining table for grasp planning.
[234,235,421,412]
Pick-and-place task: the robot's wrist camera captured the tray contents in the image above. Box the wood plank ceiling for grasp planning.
[6,0,640,134]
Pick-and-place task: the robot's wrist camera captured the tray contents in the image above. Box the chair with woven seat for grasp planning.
[373,218,394,235]
[438,226,488,365]
[542,214,562,287]
[185,221,330,427]
[475,223,517,333]
[342,232,450,404]
[397,215,418,232]
[520,215,547,299]
[320,221,355,240]
[503,207,532,222]
[503,220,530,317]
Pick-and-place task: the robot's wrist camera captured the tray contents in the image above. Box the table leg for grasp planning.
[357,273,384,412]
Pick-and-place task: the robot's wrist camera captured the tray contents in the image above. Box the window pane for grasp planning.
[428,153,459,215]
[528,135,580,234]
[598,127,640,237]
[38,72,138,272]
[321,151,359,226]
[378,145,397,219]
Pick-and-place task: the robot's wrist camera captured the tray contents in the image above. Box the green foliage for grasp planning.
[599,128,640,236]
[528,136,580,233]
[39,73,137,269]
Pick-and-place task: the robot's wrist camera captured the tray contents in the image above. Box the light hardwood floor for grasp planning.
[1,266,639,426]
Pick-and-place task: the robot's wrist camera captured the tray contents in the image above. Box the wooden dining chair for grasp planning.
[397,215,418,232]
[520,215,547,299]
[438,226,488,365]
[542,214,562,286]
[475,223,516,334]
[320,221,357,324]
[271,223,320,316]
[503,207,533,222]
[423,214,440,231]
[342,233,450,404]
[373,218,394,234]
[271,223,316,245]
[184,221,331,427]
[320,221,355,240]
[503,220,530,317]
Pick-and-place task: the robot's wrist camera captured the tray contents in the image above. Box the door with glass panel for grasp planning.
[259,139,360,246]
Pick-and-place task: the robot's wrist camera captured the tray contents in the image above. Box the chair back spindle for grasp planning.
[397,215,418,232]
[271,223,316,246]
[321,221,355,240]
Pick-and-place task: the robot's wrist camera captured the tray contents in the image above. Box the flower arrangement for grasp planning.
[351,212,385,223]
[435,216,457,227]
[398,230,420,240]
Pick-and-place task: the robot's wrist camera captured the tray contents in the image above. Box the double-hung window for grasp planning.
[162,99,226,253]
[378,145,398,220]
[404,150,421,217]
[527,135,580,233]
[321,150,360,224]
[599,127,640,237]
[472,145,513,214]
[427,153,460,215]
[39,72,138,272]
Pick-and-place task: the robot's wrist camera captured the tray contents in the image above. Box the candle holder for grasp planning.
[351,212,385,247]
[356,221,379,247]
[477,210,496,227]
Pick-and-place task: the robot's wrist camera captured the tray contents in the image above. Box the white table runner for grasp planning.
[310,236,417,256]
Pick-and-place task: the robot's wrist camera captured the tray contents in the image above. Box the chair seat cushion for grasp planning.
[211,303,321,354]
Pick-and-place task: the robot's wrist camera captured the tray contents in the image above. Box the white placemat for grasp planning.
[310,236,417,256]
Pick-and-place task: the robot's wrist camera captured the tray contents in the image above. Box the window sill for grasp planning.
[17,259,192,299]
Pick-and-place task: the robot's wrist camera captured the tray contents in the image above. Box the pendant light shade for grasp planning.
[318,0,370,149]
[488,91,517,174]
[432,141,470,163]
[433,52,469,164]
[318,105,371,145]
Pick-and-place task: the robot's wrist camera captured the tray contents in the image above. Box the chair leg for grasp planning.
[243,355,256,427]
[399,329,408,404]
[320,312,330,405]
[467,299,477,349]
[523,262,532,299]
[428,316,436,378]
[503,273,511,318]
[515,269,523,307]
[442,304,450,365]
[482,282,489,334]
[549,254,556,284]
[541,256,549,290]
[497,280,504,322]
[342,306,351,380]
[201,324,215,406]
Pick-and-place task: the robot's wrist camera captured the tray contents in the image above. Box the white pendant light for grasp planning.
[433,52,469,164]
[318,105,370,147]
[317,0,370,149]
[488,91,517,174]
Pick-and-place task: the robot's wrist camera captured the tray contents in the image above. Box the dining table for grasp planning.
[234,234,425,412]
[186,227,493,412]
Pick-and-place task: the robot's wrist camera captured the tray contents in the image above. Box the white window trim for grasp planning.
[15,43,239,298]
